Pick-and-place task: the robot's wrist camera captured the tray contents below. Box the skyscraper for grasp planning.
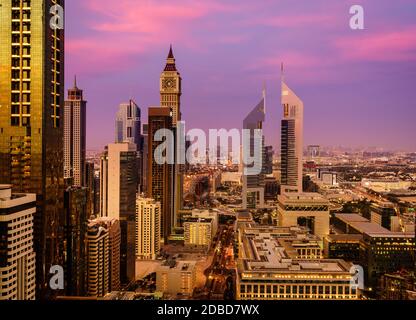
[99,143,137,284]
[0,185,36,300]
[136,198,161,260]
[86,222,110,297]
[242,89,266,209]
[115,100,144,193]
[115,99,142,147]
[160,46,183,233]
[160,45,182,126]
[64,77,87,187]
[63,186,88,296]
[281,79,304,194]
[0,0,65,297]
[147,107,173,242]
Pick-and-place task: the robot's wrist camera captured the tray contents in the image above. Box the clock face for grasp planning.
[162,78,176,90]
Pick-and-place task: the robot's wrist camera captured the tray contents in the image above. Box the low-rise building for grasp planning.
[236,225,357,300]
[156,260,196,297]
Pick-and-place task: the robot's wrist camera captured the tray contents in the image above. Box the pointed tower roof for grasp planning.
[164,45,177,71]
[167,44,174,59]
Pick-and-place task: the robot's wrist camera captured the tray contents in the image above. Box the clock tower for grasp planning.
[160,45,182,126]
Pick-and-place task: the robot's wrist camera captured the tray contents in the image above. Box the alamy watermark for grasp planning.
[153,121,263,175]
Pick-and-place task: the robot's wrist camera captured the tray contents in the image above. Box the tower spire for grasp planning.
[74,75,77,88]
[168,44,174,59]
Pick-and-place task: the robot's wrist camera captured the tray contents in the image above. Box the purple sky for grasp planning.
[65,0,416,152]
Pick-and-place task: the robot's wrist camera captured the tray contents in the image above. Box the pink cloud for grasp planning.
[257,14,338,28]
[335,27,416,62]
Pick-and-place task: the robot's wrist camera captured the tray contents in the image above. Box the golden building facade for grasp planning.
[0,0,65,297]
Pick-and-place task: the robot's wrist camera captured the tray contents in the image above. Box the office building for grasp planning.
[280,78,304,193]
[85,162,97,218]
[115,100,144,192]
[64,78,87,187]
[0,0,65,297]
[147,107,173,242]
[63,186,88,296]
[333,213,415,288]
[99,143,137,284]
[136,198,161,260]
[277,193,330,240]
[0,185,36,300]
[242,89,266,209]
[236,225,358,300]
[115,99,142,147]
[156,260,196,297]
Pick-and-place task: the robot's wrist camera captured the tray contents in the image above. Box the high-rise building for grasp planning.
[85,162,97,218]
[156,260,196,297]
[115,99,142,147]
[136,198,161,260]
[242,89,266,209]
[99,143,137,284]
[63,186,88,297]
[100,143,137,219]
[0,0,65,297]
[115,100,144,192]
[64,77,87,187]
[281,79,304,194]
[88,217,121,293]
[160,45,182,126]
[147,107,173,242]
[0,185,36,300]
[160,46,183,234]
[86,222,110,297]
[141,123,149,195]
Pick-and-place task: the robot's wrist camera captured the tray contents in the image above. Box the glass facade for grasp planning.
[0,0,65,298]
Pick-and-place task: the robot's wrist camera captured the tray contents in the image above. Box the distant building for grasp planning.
[156,260,196,297]
[0,185,36,300]
[136,198,161,260]
[115,100,142,148]
[242,89,266,209]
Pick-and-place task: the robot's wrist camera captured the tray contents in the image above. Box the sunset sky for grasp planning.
[65,0,416,152]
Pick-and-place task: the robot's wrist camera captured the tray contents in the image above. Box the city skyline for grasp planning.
[66,0,416,152]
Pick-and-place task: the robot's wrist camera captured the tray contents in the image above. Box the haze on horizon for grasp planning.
[65,0,416,153]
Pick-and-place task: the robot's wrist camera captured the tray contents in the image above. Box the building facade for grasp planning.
[136,198,161,260]
[236,225,357,300]
[86,221,110,297]
[0,0,66,297]
[0,185,36,300]
[242,89,266,209]
[99,142,137,284]
[147,107,173,242]
[280,79,303,194]
[64,78,87,187]
[63,186,88,296]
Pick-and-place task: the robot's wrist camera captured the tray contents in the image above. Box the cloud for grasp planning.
[334,26,416,62]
